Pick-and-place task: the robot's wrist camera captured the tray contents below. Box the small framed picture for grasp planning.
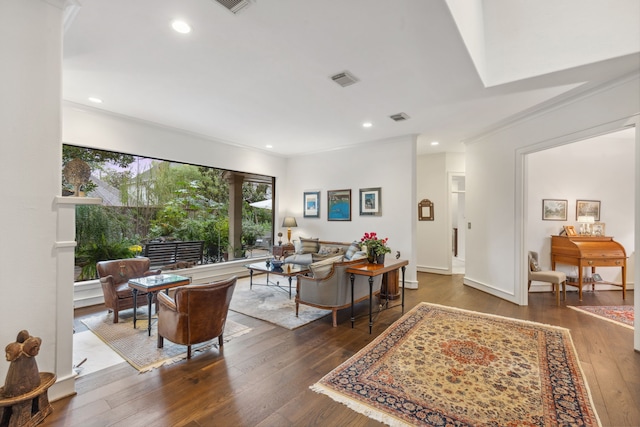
[359,187,381,216]
[564,225,577,236]
[542,199,567,221]
[592,222,606,236]
[576,200,600,221]
[327,189,351,221]
[303,191,320,218]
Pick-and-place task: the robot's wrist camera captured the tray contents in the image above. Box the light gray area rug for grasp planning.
[82,310,251,372]
[230,275,331,329]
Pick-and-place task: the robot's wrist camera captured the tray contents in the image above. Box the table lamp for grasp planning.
[577,216,594,235]
[282,217,297,244]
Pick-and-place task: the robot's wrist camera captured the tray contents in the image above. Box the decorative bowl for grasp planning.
[271,259,284,268]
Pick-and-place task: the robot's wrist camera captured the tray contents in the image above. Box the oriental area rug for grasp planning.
[311,302,601,427]
[568,305,634,329]
[229,275,331,329]
[81,311,251,372]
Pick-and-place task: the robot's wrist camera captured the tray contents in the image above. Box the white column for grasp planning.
[0,0,73,400]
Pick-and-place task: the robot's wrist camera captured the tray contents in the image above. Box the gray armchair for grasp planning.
[296,259,382,327]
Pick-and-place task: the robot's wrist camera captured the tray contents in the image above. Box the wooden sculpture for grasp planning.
[0,330,56,427]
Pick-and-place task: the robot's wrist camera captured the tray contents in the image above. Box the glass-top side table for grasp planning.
[128,274,191,336]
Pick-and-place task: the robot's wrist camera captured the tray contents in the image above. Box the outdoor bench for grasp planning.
[143,241,205,268]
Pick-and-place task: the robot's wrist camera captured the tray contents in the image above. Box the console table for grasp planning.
[551,235,626,300]
[347,259,408,333]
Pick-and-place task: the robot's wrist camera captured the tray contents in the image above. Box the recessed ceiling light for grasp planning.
[362,122,372,128]
[431,141,439,146]
[88,97,102,103]
[266,145,273,149]
[171,20,191,34]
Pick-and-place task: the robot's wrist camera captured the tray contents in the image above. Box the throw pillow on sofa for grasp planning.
[318,244,342,256]
[344,241,361,260]
[308,255,344,279]
[298,237,320,254]
[350,251,367,261]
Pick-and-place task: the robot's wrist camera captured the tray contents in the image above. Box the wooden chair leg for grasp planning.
[218,335,223,347]
[554,283,560,306]
[562,280,566,301]
[332,310,338,327]
[157,335,164,349]
[187,345,192,359]
[527,280,531,290]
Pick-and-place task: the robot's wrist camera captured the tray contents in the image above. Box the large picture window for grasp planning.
[63,145,274,280]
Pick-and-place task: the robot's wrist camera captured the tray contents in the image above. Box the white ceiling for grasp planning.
[62,0,640,157]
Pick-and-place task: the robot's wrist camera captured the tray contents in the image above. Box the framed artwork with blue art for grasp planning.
[327,189,351,221]
[303,191,320,218]
[359,187,381,216]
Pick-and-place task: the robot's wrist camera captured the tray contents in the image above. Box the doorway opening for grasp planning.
[451,174,465,275]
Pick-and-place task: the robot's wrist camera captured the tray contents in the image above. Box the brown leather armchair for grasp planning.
[96,257,161,323]
[157,276,237,359]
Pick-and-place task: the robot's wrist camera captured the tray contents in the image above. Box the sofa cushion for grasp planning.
[309,255,344,279]
[344,241,361,260]
[298,238,320,254]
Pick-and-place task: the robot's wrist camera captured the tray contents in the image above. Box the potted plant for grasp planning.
[360,232,391,264]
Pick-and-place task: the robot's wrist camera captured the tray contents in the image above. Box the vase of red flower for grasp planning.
[360,232,391,264]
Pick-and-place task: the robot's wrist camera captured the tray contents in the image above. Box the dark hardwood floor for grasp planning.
[44,273,639,427]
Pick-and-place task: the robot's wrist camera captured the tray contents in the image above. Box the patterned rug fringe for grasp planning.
[568,305,634,330]
[310,383,410,427]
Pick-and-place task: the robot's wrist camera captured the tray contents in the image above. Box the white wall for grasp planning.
[465,73,639,350]
[284,135,418,288]
[0,0,71,398]
[63,104,286,181]
[416,152,465,274]
[527,130,635,289]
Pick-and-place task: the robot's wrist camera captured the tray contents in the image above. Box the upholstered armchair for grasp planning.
[157,276,237,359]
[96,257,161,323]
[296,259,382,327]
[528,251,566,305]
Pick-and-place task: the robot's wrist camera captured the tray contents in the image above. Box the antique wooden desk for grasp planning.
[550,235,626,300]
[346,259,408,333]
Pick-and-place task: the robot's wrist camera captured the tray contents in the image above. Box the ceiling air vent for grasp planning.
[213,0,252,14]
[330,71,359,87]
[389,113,410,122]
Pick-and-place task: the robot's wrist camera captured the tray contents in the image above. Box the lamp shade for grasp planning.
[282,217,298,228]
[577,216,595,224]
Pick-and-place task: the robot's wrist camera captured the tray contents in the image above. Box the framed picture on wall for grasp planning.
[327,189,351,221]
[359,187,381,216]
[576,200,600,221]
[303,191,320,218]
[542,199,567,220]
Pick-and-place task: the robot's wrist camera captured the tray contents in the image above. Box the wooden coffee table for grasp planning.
[128,274,191,336]
[244,262,308,299]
